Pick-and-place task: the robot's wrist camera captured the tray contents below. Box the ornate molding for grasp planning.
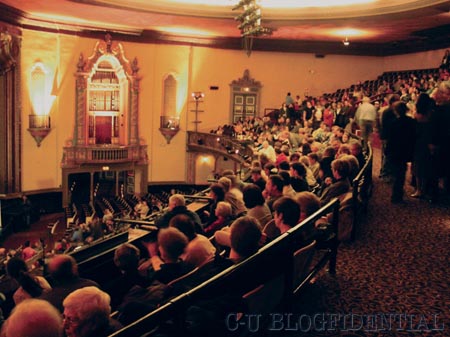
[0,30,20,75]
[230,69,261,88]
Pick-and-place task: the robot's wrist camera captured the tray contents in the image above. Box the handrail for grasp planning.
[109,198,340,337]
[350,141,373,241]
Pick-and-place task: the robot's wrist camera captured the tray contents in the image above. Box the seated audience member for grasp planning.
[218,177,247,217]
[264,174,284,212]
[104,243,152,310]
[250,167,266,192]
[182,217,264,335]
[319,146,336,178]
[299,156,318,187]
[308,152,321,180]
[221,170,245,199]
[203,183,225,226]
[1,299,63,337]
[278,160,291,173]
[6,257,51,305]
[155,194,202,229]
[229,216,262,262]
[340,154,360,181]
[279,170,297,197]
[39,254,99,312]
[296,192,321,222]
[242,184,273,229]
[290,162,310,193]
[319,157,351,206]
[170,214,216,267]
[21,240,37,261]
[143,227,195,284]
[272,197,301,234]
[203,201,233,236]
[63,287,122,337]
[101,209,113,226]
[289,152,301,163]
[258,140,276,163]
[336,144,351,157]
[349,141,366,170]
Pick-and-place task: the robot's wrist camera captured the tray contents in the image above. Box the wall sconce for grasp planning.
[28,62,54,147]
[159,115,180,144]
[28,115,51,147]
[191,91,204,132]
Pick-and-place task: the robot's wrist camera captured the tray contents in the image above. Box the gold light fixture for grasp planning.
[28,62,54,147]
[343,37,350,46]
[159,116,180,144]
[191,92,205,132]
[28,115,51,147]
[233,0,273,57]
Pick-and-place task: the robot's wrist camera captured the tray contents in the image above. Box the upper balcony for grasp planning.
[61,144,148,168]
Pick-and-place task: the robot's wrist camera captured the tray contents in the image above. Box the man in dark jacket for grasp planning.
[386,101,416,203]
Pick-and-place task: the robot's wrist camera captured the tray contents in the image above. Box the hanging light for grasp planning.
[343,37,350,46]
[233,0,273,56]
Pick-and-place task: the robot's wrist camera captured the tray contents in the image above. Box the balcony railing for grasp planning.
[187,131,254,164]
[62,144,148,167]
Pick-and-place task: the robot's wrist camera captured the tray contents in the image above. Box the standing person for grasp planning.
[355,96,377,152]
[385,102,416,204]
[429,81,450,202]
[379,94,400,181]
[411,93,434,198]
[285,92,294,106]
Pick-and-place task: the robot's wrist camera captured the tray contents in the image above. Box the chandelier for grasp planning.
[232,0,273,57]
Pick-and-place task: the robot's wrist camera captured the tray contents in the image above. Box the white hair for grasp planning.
[4,299,63,337]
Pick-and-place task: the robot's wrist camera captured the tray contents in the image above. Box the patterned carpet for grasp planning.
[264,148,450,337]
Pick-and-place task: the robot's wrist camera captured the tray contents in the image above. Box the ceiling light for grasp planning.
[343,37,350,46]
[233,0,273,57]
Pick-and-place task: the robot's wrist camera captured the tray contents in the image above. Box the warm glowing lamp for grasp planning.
[27,62,53,147]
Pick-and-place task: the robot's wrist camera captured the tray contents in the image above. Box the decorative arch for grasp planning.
[61,34,147,207]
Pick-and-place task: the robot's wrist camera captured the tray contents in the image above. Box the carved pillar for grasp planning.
[0,29,21,194]
[129,75,140,145]
[75,70,88,145]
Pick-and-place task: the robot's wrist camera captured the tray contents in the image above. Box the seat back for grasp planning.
[292,240,316,288]
[337,192,354,241]
[242,274,285,315]
[262,219,280,240]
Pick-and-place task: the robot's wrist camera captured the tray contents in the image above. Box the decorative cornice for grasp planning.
[0,2,448,57]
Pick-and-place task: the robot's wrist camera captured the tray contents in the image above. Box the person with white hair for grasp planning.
[155,194,202,229]
[62,286,121,337]
[1,299,63,337]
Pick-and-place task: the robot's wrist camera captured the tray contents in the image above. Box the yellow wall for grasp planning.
[19,29,448,191]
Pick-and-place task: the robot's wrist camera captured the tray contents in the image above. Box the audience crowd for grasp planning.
[0,64,449,336]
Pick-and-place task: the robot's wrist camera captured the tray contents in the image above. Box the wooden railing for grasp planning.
[187,131,254,164]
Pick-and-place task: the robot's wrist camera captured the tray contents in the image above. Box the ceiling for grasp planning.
[1,0,450,56]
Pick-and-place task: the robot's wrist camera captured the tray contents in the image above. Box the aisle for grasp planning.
[278,148,450,336]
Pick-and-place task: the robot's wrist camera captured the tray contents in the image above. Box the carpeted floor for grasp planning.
[270,148,450,337]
